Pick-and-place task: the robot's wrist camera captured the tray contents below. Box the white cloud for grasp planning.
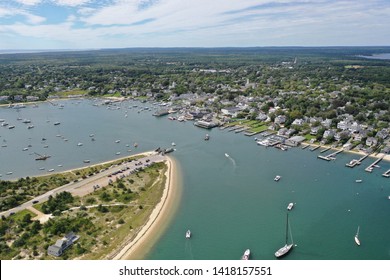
[0,5,46,24]
[14,0,42,6]
[54,0,91,7]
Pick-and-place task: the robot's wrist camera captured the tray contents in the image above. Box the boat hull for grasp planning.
[275,244,293,258]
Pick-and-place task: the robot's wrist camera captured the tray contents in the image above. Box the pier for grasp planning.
[365,156,384,173]
[301,144,309,149]
[234,127,247,133]
[317,149,343,161]
[345,154,369,168]
[382,169,390,178]
[244,131,261,136]
[320,147,331,153]
[310,145,320,151]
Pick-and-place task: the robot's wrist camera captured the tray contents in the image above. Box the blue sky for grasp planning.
[0,0,389,49]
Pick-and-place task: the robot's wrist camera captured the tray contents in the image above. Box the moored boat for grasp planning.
[275,213,294,258]
[186,230,191,239]
[287,203,294,211]
[355,226,361,246]
[274,175,281,181]
[241,249,250,260]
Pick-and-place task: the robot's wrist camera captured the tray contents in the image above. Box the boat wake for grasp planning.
[185,239,194,260]
[226,154,237,167]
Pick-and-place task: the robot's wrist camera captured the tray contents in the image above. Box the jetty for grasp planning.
[301,144,309,149]
[317,149,343,161]
[244,131,261,137]
[235,127,247,133]
[345,154,369,168]
[382,169,390,178]
[320,147,331,153]
[310,145,320,151]
[365,156,384,173]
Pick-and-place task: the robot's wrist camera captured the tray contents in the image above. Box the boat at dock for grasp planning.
[186,230,191,239]
[354,226,361,246]
[287,203,294,211]
[275,213,294,258]
[274,175,281,181]
[241,249,250,260]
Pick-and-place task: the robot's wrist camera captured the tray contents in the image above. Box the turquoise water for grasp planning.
[1,99,389,259]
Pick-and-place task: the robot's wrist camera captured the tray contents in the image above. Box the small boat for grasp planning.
[274,175,281,181]
[355,179,362,183]
[355,226,361,246]
[116,152,121,155]
[22,147,28,151]
[58,164,63,167]
[171,142,176,146]
[83,160,90,163]
[225,153,229,157]
[35,154,50,160]
[6,172,13,175]
[275,213,294,258]
[77,142,83,146]
[27,125,34,129]
[241,249,250,260]
[48,169,54,172]
[115,140,121,143]
[388,196,390,200]
[54,122,60,125]
[134,143,138,147]
[204,134,210,141]
[89,134,94,137]
[39,167,45,170]
[8,125,15,129]
[185,230,191,239]
[287,203,294,211]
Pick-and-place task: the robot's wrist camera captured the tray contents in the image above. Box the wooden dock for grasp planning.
[317,149,343,161]
[301,144,309,149]
[310,145,320,151]
[382,169,390,178]
[365,156,384,173]
[345,154,369,168]
[320,147,331,153]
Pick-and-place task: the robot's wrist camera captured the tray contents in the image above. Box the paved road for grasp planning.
[0,153,167,217]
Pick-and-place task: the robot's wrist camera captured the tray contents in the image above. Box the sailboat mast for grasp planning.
[285,213,289,244]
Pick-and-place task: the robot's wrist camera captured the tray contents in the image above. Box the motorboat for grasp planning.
[241,249,250,260]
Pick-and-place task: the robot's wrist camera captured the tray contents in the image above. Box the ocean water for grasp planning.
[0,99,389,260]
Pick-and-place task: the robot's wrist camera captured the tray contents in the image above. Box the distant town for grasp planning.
[1,47,389,154]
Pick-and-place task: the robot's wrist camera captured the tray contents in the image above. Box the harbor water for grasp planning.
[0,99,389,260]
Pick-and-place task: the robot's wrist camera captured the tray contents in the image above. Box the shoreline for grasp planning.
[113,156,182,260]
[302,142,390,163]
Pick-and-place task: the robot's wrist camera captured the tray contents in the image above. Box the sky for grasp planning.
[0,0,389,50]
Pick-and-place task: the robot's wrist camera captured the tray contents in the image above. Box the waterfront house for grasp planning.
[285,136,305,147]
[47,232,80,257]
[310,126,321,135]
[376,129,389,140]
[366,137,378,147]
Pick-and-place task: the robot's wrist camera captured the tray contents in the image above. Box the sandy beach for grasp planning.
[113,156,182,260]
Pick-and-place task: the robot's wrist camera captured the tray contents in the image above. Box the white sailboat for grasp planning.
[275,213,294,258]
[354,226,361,246]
